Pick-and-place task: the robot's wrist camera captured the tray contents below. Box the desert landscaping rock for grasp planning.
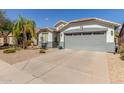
[0,48,57,64]
[107,53,124,83]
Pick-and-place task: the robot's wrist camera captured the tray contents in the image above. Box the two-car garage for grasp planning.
[59,18,120,52]
[64,30,107,51]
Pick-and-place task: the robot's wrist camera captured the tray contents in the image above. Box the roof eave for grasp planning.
[54,20,67,27]
[59,18,121,32]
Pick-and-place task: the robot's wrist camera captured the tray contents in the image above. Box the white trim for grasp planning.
[59,17,120,32]
[60,32,64,42]
[106,28,114,43]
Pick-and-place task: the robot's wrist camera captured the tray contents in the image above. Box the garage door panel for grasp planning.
[64,32,106,51]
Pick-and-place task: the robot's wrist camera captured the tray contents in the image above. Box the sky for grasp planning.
[5,9,124,28]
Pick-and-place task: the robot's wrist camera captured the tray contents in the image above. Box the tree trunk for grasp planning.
[14,37,18,48]
[3,35,7,45]
[22,27,27,49]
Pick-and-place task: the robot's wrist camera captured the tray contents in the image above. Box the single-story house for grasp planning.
[57,18,120,52]
[37,20,67,48]
[118,23,124,46]
[37,27,60,48]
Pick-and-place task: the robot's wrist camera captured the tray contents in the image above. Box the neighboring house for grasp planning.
[58,18,120,52]
[37,27,59,48]
[118,23,124,46]
[7,33,14,45]
[0,36,4,46]
[0,31,14,46]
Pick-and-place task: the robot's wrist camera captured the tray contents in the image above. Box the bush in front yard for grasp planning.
[39,49,46,53]
[3,43,9,46]
[58,46,63,49]
[120,53,124,60]
[3,48,16,54]
[26,40,33,46]
[119,47,124,54]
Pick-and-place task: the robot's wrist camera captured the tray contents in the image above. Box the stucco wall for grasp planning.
[8,36,14,45]
[0,37,4,45]
[38,32,53,47]
[106,28,114,43]
[38,32,53,42]
[64,24,107,32]
[60,32,64,42]
[48,32,53,42]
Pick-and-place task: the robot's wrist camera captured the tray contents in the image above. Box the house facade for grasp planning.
[37,27,59,48]
[58,18,120,52]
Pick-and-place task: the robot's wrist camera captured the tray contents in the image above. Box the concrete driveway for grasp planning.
[11,49,110,84]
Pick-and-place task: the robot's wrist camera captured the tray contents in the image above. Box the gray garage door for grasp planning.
[64,31,107,51]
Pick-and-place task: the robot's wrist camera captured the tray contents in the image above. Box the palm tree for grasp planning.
[12,16,36,49]
[25,19,36,40]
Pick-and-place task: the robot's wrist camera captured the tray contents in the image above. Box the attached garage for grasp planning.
[64,31,106,51]
[59,18,120,52]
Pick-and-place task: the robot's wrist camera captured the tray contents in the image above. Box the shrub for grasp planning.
[42,43,47,49]
[26,40,33,46]
[119,48,124,54]
[120,53,124,60]
[3,43,9,46]
[3,48,16,54]
[39,49,46,53]
[15,47,22,51]
[58,46,63,49]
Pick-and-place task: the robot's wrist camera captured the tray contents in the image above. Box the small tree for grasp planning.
[0,10,13,45]
[115,31,119,38]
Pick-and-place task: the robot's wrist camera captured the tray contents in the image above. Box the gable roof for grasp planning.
[58,17,121,32]
[37,27,56,34]
[35,28,41,33]
[0,30,10,37]
[54,20,68,27]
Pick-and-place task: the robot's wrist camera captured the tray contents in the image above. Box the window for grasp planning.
[65,33,72,36]
[42,33,48,42]
[73,33,81,36]
[65,33,81,36]
[82,32,92,35]
[93,32,105,35]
